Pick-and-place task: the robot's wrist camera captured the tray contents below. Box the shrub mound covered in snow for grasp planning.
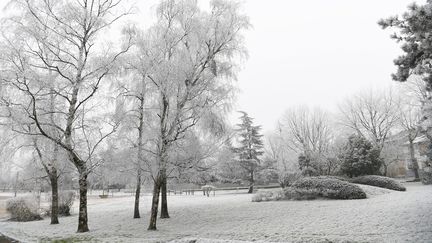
[252,177,366,202]
[6,197,42,221]
[289,177,367,200]
[350,175,406,191]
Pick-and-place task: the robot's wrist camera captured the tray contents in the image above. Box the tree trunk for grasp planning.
[133,170,141,219]
[77,174,89,233]
[160,169,169,219]
[148,175,161,231]
[409,140,420,179]
[49,174,59,224]
[382,163,388,176]
[248,171,254,194]
[134,93,145,219]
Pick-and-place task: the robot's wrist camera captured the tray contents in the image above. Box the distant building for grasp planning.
[385,132,430,178]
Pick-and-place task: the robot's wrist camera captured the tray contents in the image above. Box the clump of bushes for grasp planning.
[6,197,42,221]
[58,191,75,216]
[290,177,367,199]
[252,177,367,202]
[282,187,323,200]
[278,172,302,188]
[252,190,283,202]
[350,175,406,191]
[48,191,76,216]
[420,169,432,185]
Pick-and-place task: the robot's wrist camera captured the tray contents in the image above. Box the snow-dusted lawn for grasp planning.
[0,183,431,243]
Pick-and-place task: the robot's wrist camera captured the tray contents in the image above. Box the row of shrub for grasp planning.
[350,175,406,191]
[6,191,75,222]
[252,175,406,202]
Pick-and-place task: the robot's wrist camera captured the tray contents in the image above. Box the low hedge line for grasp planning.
[252,177,367,202]
[291,177,367,200]
[350,175,406,191]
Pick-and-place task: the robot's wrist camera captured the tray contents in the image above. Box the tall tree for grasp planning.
[279,106,333,175]
[379,2,432,168]
[233,111,264,193]
[265,128,298,187]
[0,0,132,232]
[138,0,249,230]
[338,89,400,153]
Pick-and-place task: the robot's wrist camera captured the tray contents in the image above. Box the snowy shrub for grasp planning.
[350,175,406,191]
[278,172,302,188]
[6,197,42,221]
[318,175,350,182]
[252,190,283,202]
[420,169,432,185]
[48,191,76,216]
[59,191,75,216]
[282,187,321,200]
[290,177,366,199]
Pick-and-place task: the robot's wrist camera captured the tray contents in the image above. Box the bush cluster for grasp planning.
[252,177,367,202]
[290,177,367,199]
[251,190,283,202]
[47,191,76,216]
[350,175,406,191]
[59,191,75,216]
[420,169,432,185]
[282,187,323,200]
[6,197,42,221]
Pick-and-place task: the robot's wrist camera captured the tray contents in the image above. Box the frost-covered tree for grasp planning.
[0,0,132,232]
[264,129,298,187]
[233,111,264,193]
[135,0,249,231]
[279,106,334,175]
[339,135,383,178]
[338,89,400,154]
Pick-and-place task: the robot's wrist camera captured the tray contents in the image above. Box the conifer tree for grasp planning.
[233,111,264,193]
[339,135,383,177]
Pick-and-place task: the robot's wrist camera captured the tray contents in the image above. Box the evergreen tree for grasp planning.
[339,135,383,178]
[379,2,432,171]
[233,111,264,193]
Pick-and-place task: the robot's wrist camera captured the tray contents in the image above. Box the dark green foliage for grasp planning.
[233,111,264,165]
[351,175,406,191]
[378,1,432,89]
[251,177,367,202]
[420,170,432,185]
[232,111,264,192]
[339,135,383,177]
[298,154,318,176]
[291,177,367,200]
[6,197,42,222]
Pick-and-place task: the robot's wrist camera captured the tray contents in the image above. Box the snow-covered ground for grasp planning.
[0,183,431,243]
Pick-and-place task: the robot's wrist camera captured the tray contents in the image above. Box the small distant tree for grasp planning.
[233,111,264,193]
[280,106,334,175]
[264,130,299,188]
[339,135,383,177]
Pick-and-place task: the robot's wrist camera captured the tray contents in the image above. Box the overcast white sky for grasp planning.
[230,0,427,132]
[1,0,426,132]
